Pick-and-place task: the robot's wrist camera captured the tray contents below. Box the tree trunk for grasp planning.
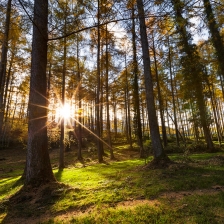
[59,36,66,170]
[168,39,180,146]
[171,0,214,151]
[124,54,133,149]
[152,32,167,147]
[203,0,224,79]
[136,0,167,161]
[113,104,117,139]
[4,77,14,124]
[0,0,12,134]
[105,25,114,159]
[76,36,83,161]
[25,0,55,185]
[96,0,103,162]
[189,101,199,142]
[131,5,144,158]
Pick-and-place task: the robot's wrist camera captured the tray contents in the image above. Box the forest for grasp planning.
[0,0,224,223]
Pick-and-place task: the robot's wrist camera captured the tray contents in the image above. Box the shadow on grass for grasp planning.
[1,180,72,224]
[54,168,63,181]
[0,176,19,185]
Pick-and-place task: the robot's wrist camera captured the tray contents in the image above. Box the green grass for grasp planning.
[1,149,224,223]
[42,192,224,224]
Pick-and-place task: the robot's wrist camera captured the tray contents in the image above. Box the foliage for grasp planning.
[8,121,28,148]
[48,129,60,150]
[164,143,185,154]
[185,141,209,153]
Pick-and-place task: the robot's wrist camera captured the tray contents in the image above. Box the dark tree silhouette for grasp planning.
[25,0,55,185]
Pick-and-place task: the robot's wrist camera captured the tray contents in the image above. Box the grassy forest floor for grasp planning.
[1,141,224,223]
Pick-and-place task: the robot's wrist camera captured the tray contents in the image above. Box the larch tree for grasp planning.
[96,0,104,162]
[101,25,116,159]
[167,38,180,146]
[136,0,169,163]
[25,0,55,185]
[131,2,144,158]
[170,0,214,151]
[59,0,69,170]
[202,0,224,79]
[149,23,168,147]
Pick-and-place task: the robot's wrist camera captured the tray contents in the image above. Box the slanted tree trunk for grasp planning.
[152,32,167,147]
[136,0,168,163]
[25,0,55,185]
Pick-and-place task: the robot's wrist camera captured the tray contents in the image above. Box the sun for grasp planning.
[56,103,71,120]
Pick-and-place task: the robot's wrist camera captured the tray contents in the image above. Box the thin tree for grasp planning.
[105,24,115,159]
[168,38,180,146]
[131,4,144,158]
[151,30,168,147]
[0,0,12,135]
[96,0,103,162]
[76,35,83,161]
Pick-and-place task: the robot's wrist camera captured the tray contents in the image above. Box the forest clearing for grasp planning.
[1,141,224,223]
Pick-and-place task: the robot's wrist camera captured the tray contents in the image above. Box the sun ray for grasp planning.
[29,115,48,121]
[29,103,49,109]
[70,116,112,150]
[46,80,112,151]
[30,88,50,102]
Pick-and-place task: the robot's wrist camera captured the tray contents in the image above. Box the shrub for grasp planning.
[164,144,185,154]
[185,142,207,153]
[8,123,28,149]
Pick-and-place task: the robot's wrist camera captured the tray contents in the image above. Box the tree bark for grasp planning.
[152,32,167,147]
[105,25,114,159]
[124,55,133,149]
[0,0,12,134]
[131,5,144,158]
[136,0,167,160]
[76,35,83,161]
[25,0,55,185]
[96,0,103,162]
[168,40,180,146]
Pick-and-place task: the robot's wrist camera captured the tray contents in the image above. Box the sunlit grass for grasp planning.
[0,177,22,201]
[51,159,145,212]
[1,149,224,223]
[42,193,224,224]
